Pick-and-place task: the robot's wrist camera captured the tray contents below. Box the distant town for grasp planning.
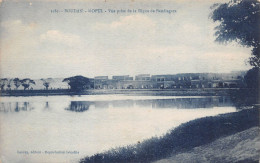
[0,71,247,91]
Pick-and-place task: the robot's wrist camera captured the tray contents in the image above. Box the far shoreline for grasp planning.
[0,88,242,97]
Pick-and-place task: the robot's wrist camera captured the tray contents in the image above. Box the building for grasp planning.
[94,76,109,89]
[112,75,133,81]
[76,72,247,90]
[135,74,151,81]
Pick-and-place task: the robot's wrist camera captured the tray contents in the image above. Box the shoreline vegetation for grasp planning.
[0,88,245,97]
[154,126,259,163]
[79,108,259,163]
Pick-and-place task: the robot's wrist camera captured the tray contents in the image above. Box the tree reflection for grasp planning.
[65,101,92,112]
[43,102,51,110]
[0,102,34,112]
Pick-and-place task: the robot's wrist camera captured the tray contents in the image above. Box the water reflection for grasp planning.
[95,101,109,108]
[0,95,237,163]
[44,102,51,110]
[0,96,233,113]
[65,96,232,112]
[65,101,91,112]
[0,102,34,112]
[150,97,231,109]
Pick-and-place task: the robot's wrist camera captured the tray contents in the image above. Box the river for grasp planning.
[0,95,236,163]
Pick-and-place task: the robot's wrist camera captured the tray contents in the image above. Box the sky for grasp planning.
[0,0,253,79]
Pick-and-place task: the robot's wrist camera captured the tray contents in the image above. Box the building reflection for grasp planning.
[111,100,134,108]
[149,97,232,109]
[94,101,109,109]
[64,96,233,112]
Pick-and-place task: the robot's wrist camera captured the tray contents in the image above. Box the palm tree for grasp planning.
[41,78,53,90]
[7,78,13,90]
[21,78,36,90]
[0,78,8,91]
[13,78,22,90]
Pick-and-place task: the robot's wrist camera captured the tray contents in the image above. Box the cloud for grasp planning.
[0,20,40,77]
[40,30,82,47]
[0,1,252,78]
[112,14,155,29]
[91,14,156,49]
[95,14,155,33]
[0,19,87,78]
[1,19,38,37]
[0,20,39,61]
[104,43,252,75]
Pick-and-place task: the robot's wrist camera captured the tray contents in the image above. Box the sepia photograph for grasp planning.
[0,0,259,162]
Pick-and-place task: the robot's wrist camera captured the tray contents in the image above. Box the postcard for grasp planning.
[0,0,259,162]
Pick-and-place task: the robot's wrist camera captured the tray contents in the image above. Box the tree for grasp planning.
[231,67,260,106]
[41,78,53,90]
[21,78,36,90]
[210,0,260,67]
[7,79,13,90]
[62,75,93,92]
[244,67,260,88]
[244,67,260,104]
[0,78,8,91]
[13,78,22,90]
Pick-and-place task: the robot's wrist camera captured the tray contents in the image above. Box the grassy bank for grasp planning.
[80,108,259,163]
[155,127,259,163]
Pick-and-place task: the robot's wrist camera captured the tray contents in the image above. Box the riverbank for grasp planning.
[79,107,259,163]
[154,126,259,163]
[0,88,240,97]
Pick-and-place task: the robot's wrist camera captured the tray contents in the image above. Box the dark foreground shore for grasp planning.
[155,127,259,163]
[0,88,240,97]
[80,108,259,163]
